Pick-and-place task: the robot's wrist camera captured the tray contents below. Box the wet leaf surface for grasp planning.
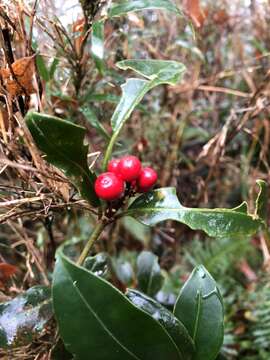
[111,60,185,134]
[117,59,186,85]
[125,187,263,238]
[174,265,224,360]
[83,252,110,278]
[127,289,195,359]
[136,251,164,296]
[53,252,182,360]
[0,286,52,348]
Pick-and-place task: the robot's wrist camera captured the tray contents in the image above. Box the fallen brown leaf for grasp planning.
[0,55,36,98]
[0,262,17,288]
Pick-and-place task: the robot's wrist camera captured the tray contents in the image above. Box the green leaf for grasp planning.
[80,106,110,140]
[117,59,186,85]
[114,259,134,286]
[174,265,224,360]
[232,202,248,213]
[0,286,52,348]
[126,289,195,359]
[255,180,267,223]
[111,78,148,132]
[136,251,164,296]
[121,216,151,244]
[83,252,110,278]
[25,111,100,207]
[49,58,59,79]
[111,60,185,133]
[51,339,73,360]
[124,188,262,238]
[108,0,181,17]
[91,20,105,74]
[52,252,182,360]
[109,84,151,136]
[36,54,50,82]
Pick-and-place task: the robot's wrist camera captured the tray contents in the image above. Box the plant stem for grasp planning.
[102,131,119,171]
[77,221,106,265]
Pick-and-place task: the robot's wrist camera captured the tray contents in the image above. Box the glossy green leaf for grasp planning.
[83,252,110,278]
[36,54,50,82]
[108,0,181,17]
[51,339,73,360]
[80,106,110,140]
[174,265,224,360]
[255,179,267,223]
[232,201,248,213]
[121,216,151,244]
[136,251,164,296]
[25,111,100,207]
[111,78,148,133]
[125,187,262,238]
[0,286,52,348]
[111,60,185,133]
[117,60,186,85]
[114,259,134,286]
[91,21,105,74]
[126,289,194,359]
[52,253,183,360]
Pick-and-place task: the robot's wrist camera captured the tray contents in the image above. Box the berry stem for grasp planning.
[77,221,107,265]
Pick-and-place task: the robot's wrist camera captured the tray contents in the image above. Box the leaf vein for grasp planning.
[64,266,142,360]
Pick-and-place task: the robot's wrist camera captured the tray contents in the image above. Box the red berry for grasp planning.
[107,159,120,175]
[95,172,125,201]
[137,167,157,192]
[118,155,141,182]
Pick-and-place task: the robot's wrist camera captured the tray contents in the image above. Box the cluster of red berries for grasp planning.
[95,155,157,201]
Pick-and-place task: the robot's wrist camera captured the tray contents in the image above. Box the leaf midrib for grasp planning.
[126,206,256,217]
[63,263,142,360]
[193,291,202,343]
[112,79,149,132]
[31,119,93,184]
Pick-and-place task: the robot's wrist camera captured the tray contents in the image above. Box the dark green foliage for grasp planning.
[26,111,100,207]
[52,253,182,360]
[0,286,52,348]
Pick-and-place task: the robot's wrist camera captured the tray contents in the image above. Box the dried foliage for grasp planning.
[0,0,270,358]
[0,56,36,98]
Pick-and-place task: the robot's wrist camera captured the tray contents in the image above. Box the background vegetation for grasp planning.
[0,0,269,358]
